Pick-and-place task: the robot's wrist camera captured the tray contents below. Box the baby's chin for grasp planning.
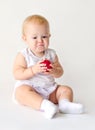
[37,46,45,51]
[38,47,48,53]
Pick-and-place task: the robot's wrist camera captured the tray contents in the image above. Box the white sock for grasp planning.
[40,99,58,119]
[59,99,84,114]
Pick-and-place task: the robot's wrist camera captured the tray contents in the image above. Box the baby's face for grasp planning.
[23,23,50,56]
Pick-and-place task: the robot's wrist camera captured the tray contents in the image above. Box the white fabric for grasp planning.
[59,99,84,114]
[40,99,58,119]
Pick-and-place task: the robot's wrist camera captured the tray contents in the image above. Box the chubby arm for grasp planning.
[44,55,64,78]
[13,52,48,80]
[13,53,33,80]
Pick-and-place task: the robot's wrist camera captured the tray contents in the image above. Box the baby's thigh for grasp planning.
[15,85,35,101]
[15,85,35,94]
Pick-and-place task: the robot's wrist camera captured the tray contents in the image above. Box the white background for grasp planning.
[0,0,95,108]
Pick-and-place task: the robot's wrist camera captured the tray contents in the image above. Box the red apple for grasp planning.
[40,59,52,72]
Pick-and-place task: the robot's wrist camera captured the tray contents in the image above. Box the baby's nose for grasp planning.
[38,37,43,42]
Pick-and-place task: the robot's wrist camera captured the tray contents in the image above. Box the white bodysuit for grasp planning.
[13,48,58,102]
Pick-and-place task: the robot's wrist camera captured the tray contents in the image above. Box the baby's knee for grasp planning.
[65,85,73,93]
[59,85,73,95]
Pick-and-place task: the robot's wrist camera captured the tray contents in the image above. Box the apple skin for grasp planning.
[40,59,52,72]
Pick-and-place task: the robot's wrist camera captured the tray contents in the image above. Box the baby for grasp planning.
[13,14,84,119]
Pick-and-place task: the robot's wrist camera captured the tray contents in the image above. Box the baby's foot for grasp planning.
[59,99,84,114]
[40,99,58,119]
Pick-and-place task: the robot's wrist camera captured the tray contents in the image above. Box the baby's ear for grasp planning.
[22,35,26,41]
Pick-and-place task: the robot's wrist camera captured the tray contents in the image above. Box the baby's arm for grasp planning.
[51,55,64,78]
[13,53,47,80]
[13,52,33,80]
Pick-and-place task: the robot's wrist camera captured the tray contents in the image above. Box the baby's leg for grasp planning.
[56,85,73,101]
[15,85,43,109]
[50,85,84,114]
[49,85,73,103]
[15,85,58,119]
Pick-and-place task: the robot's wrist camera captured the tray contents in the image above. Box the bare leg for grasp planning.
[49,85,73,103]
[15,85,58,119]
[49,85,84,114]
[56,85,73,102]
[15,85,43,110]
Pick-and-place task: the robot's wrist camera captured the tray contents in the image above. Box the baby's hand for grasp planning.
[31,61,47,74]
[44,62,58,76]
[40,59,52,72]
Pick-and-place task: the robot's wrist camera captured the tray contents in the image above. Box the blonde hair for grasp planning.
[22,14,49,35]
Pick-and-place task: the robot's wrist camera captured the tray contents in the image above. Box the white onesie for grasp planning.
[13,48,58,101]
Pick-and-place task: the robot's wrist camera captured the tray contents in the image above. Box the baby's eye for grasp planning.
[42,36,48,39]
[32,36,37,39]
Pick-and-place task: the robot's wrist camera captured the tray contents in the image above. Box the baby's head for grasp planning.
[22,14,51,56]
[22,14,50,36]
